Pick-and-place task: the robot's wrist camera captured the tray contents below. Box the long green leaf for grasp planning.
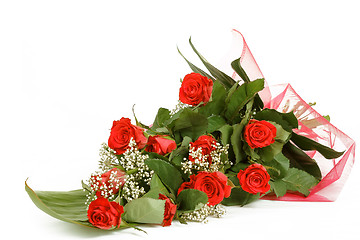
[282,142,322,180]
[189,37,235,89]
[291,132,344,159]
[25,181,93,228]
[255,109,298,132]
[177,46,215,81]
[231,58,251,83]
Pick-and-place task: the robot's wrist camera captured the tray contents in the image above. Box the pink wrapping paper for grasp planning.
[224,29,355,201]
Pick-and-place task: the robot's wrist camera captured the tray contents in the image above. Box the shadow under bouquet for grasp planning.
[26,30,355,231]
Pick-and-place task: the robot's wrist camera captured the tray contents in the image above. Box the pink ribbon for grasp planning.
[226,29,355,202]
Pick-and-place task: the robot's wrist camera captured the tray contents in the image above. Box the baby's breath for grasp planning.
[118,139,153,202]
[98,143,118,171]
[179,204,226,223]
[181,143,231,174]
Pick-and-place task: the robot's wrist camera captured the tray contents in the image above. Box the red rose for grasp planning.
[189,135,217,164]
[237,164,271,195]
[159,194,177,227]
[179,72,213,106]
[178,172,231,206]
[145,135,177,155]
[108,117,147,154]
[244,119,277,149]
[87,197,124,229]
[90,168,126,197]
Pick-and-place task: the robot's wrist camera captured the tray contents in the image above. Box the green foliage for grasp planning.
[221,187,260,206]
[25,181,94,228]
[169,136,192,167]
[177,189,208,213]
[282,142,322,180]
[207,115,227,133]
[231,58,251,83]
[143,173,170,199]
[151,107,171,133]
[123,197,165,224]
[231,123,247,163]
[198,81,227,117]
[224,78,264,123]
[263,153,290,179]
[269,180,287,198]
[177,46,215,81]
[145,158,183,195]
[281,168,319,196]
[172,108,208,141]
[269,167,319,197]
[188,37,236,89]
[291,132,344,159]
[255,109,298,132]
[218,124,233,146]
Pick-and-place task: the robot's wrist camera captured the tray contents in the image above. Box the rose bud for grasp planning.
[145,135,177,155]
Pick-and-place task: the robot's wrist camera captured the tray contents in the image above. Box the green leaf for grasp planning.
[231,58,250,83]
[291,132,344,159]
[207,115,226,133]
[25,181,93,228]
[282,142,322,180]
[151,108,171,132]
[145,158,183,195]
[221,187,260,206]
[122,197,165,224]
[282,168,319,196]
[173,108,208,141]
[189,37,235,89]
[198,81,227,117]
[177,189,208,213]
[143,173,170,199]
[231,123,247,163]
[177,46,215,81]
[224,79,265,122]
[263,152,290,179]
[218,124,233,146]
[269,180,287,198]
[169,136,191,167]
[255,109,298,132]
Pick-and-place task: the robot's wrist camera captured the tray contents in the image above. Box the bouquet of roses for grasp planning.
[25,31,353,231]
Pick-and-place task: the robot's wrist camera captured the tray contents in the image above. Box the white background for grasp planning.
[1,0,360,239]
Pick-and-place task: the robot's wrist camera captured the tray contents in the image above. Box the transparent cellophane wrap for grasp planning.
[222,30,355,202]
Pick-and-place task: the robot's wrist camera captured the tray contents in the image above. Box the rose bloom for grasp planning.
[244,119,277,149]
[158,194,177,227]
[145,135,177,155]
[237,164,271,195]
[108,117,147,154]
[189,135,217,164]
[178,171,231,206]
[87,197,124,229]
[179,72,213,106]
